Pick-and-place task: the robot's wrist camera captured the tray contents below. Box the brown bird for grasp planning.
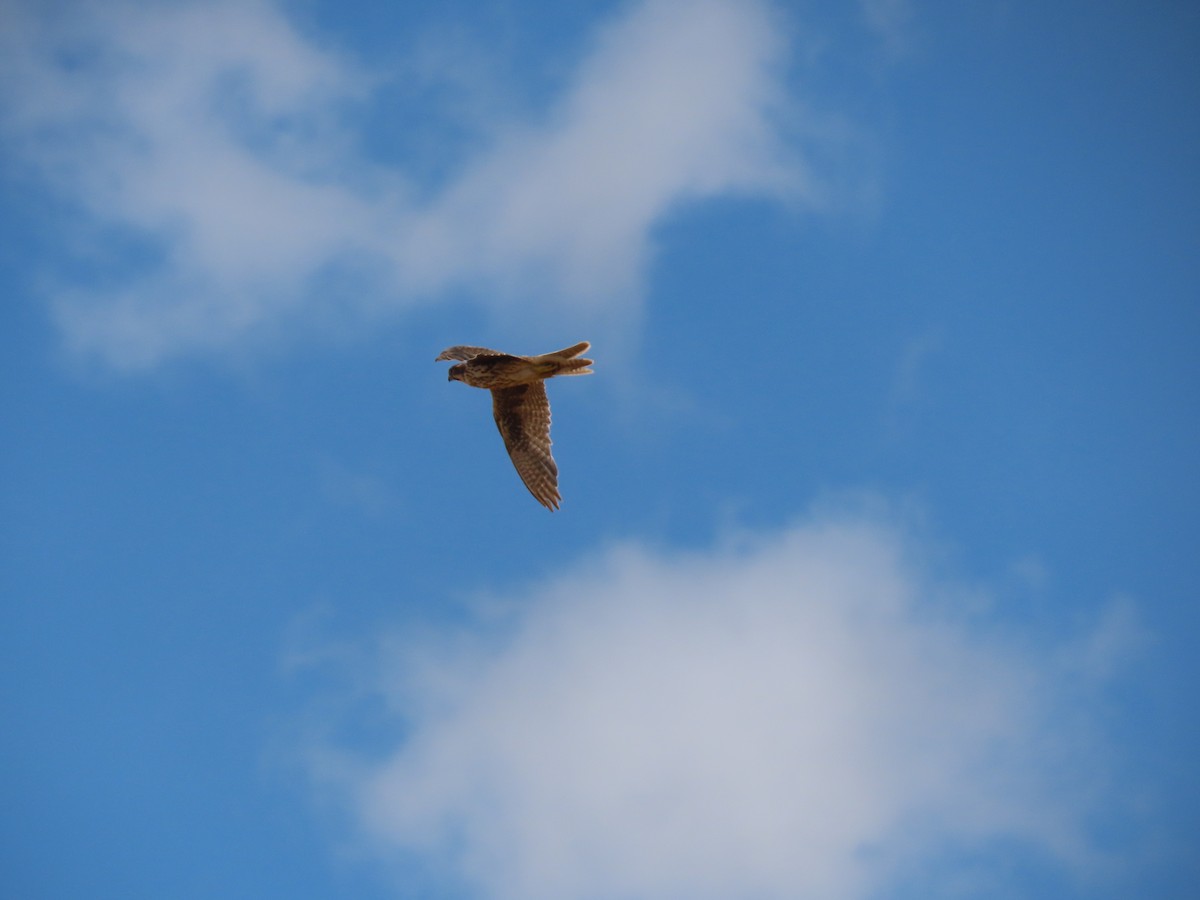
[436,342,593,510]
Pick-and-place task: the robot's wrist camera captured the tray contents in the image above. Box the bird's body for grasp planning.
[436,342,593,510]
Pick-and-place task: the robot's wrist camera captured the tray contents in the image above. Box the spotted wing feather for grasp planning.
[491,383,560,510]
[435,345,507,362]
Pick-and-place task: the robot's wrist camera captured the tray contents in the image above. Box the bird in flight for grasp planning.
[436,341,593,510]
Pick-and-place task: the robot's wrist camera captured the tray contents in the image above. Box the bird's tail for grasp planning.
[533,341,593,376]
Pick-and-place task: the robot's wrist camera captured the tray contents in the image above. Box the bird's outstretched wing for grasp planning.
[491,383,560,510]
[435,346,507,362]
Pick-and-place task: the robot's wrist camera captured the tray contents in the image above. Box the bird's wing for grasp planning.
[491,383,561,510]
[435,345,507,362]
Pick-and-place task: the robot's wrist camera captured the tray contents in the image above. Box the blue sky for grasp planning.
[2,0,1198,897]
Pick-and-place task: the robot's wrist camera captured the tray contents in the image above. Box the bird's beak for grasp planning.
[447,371,455,382]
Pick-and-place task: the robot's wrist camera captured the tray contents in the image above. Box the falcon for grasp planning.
[436,342,593,510]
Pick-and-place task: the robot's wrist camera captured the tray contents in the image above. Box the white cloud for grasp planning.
[1,0,816,369]
[398,0,806,307]
[299,510,1134,899]
[0,0,389,367]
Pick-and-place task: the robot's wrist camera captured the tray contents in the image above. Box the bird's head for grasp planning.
[448,363,466,383]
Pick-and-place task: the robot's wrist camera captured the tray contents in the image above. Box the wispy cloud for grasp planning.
[883,328,944,439]
[858,0,916,56]
[298,508,1137,899]
[0,0,385,366]
[1,0,821,370]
